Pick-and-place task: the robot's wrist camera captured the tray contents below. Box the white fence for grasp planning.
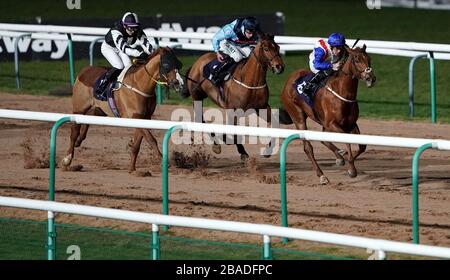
[1,196,449,259]
[1,23,450,59]
[1,109,450,150]
[0,109,450,259]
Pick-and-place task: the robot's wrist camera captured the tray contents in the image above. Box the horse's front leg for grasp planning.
[350,124,366,161]
[324,123,358,178]
[320,126,346,166]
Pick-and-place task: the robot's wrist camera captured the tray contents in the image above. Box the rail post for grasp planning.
[162,125,183,231]
[279,134,301,243]
[67,34,75,86]
[14,34,31,89]
[411,143,434,244]
[48,117,72,260]
[89,37,104,66]
[408,52,437,123]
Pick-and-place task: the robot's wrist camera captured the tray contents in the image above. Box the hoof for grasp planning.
[61,155,72,166]
[319,175,329,185]
[347,169,357,178]
[262,147,273,158]
[240,154,250,161]
[212,144,221,154]
[74,141,81,148]
[337,149,347,157]
[335,158,345,166]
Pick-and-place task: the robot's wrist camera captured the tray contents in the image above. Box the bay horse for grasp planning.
[279,45,376,184]
[62,47,184,172]
[181,33,285,160]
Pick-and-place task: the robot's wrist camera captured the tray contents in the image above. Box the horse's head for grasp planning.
[346,45,376,88]
[255,33,285,74]
[157,47,184,93]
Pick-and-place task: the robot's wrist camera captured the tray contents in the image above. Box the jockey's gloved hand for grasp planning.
[125,47,143,57]
[137,52,148,60]
[332,61,343,71]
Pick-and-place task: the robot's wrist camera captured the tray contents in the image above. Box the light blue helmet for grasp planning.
[328,33,346,47]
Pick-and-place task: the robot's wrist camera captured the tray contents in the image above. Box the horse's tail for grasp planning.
[278,106,293,125]
[180,67,192,98]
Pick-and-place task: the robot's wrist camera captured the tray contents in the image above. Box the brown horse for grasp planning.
[62,47,184,172]
[181,33,285,160]
[279,45,376,184]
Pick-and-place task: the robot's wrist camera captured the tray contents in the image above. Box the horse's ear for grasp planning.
[362,44,367,52]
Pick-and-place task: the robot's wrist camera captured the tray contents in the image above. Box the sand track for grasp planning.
[0,93,449,248]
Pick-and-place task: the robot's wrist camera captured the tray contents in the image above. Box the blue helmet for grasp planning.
[241,17,259,32]
[328,33,346,47]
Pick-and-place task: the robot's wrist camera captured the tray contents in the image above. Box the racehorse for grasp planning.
[62,47,184,172]
[279,45,376,184]
[181,33,285,160]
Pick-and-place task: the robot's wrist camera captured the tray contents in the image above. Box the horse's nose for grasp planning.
[275,64,284,74]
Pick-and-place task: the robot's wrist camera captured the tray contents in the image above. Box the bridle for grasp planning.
[340,50,373,80]
[251,40,281,69]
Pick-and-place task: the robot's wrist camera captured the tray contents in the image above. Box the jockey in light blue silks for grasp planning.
[303,32,347,96]
[209,16,261,86]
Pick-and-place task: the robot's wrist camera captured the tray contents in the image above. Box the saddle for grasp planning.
[293,73,330,108]
[92,67,131,118]
[202,58,242,87]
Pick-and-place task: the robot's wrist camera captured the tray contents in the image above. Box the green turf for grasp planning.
[0,217,355,260]
[0,0,449,122]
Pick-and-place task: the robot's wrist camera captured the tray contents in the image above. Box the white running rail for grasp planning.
[1,196,449,259]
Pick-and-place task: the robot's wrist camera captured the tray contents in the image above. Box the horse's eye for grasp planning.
[264,48,269,52]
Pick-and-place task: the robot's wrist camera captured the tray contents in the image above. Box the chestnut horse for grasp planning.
[62,47,184,172]
[181,33,285,160]
[279,45,376,184]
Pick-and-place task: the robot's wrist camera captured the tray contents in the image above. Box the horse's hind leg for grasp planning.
[62,123,81,167]
[75,125,89,147]
[142,129,162,158]
[75,107,103,147]
[260,105,277,158]
[287,106,328,184]
[129,129,144,173]
[193,99,221,154]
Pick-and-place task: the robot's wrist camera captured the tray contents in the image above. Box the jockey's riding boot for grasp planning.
[97,67,120,95]
[303,70,330,97]
[211,58,234,87]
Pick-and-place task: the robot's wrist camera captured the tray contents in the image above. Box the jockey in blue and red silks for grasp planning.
[303,32,347,96]
[209,16,261,86]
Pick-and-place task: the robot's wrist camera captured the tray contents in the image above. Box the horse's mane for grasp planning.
[126,48,165,75]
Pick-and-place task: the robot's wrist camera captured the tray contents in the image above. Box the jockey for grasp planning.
[97,12,154,94]
[210,16,261,86]
[303,32,347,96]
